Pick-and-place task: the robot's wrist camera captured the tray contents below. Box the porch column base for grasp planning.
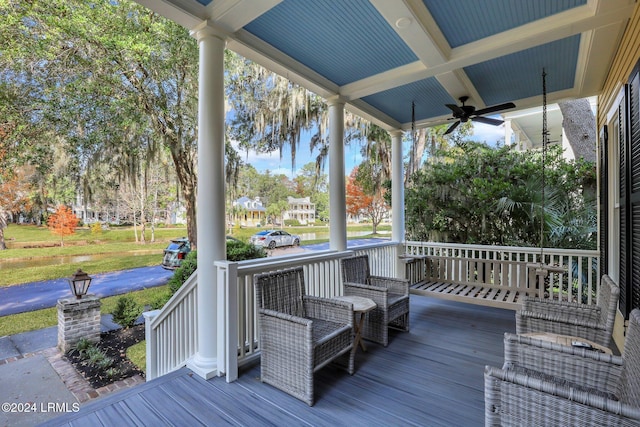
[187,354,220,380]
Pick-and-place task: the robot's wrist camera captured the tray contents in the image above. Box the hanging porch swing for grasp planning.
[526,69,568,297]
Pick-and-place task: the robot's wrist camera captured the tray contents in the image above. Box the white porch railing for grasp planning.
[215,241,401,382]
[144,241,400,381]
[405,241,600,305]
[143,270,198,381]
[144,240,599,382]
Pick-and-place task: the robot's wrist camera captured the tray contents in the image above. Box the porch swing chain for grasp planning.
[411,101,416,148]
[540,69,547,264]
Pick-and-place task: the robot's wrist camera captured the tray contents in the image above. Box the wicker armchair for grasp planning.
[254,266,355,406]
[485,309,640,426]
[516,274,619,347]
[340,254,410,347]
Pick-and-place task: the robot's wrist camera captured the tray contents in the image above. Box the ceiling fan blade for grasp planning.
[472,116,504,126]
[473,102,515,116]
[445,104,466,117]
[444,120,460,135]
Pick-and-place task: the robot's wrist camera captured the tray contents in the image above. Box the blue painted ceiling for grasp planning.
[422,0,587,48]
[138,0,631,130]
[244,0,418,86]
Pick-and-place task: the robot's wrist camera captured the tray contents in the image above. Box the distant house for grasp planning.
[233,196,266,227]
[284,196,315,225]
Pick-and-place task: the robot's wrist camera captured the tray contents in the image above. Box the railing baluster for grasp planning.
[147,240,598,384]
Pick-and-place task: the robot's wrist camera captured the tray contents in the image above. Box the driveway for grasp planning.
[0,238,390,317]
[0,266,173,317]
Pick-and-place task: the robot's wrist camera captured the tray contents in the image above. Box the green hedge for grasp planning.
[152,241,267,309]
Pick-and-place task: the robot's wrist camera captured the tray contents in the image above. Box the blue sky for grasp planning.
[237,121,506,178]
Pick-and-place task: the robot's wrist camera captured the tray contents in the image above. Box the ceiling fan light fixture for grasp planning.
[395,17,412,29]
[443,96,515,135]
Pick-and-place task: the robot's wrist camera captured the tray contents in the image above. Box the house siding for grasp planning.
[598,1,640,351]
[599,3,640,121]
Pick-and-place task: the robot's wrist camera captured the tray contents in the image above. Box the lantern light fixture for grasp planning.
[68,269,92,299]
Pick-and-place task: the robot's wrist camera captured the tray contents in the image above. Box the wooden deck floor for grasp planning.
[42,297,515,427]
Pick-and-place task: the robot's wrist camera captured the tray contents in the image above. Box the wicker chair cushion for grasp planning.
[512,366,619,402]
[310,318,351,344]
[388,293,406,305]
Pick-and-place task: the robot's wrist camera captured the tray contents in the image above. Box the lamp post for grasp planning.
[68,269,92,299]
[58,269,100,352]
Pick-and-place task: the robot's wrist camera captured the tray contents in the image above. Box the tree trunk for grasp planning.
[133,215,138,243]
[182,182,197,248]
[139,177,146,244]
[0,213,6,250]
[168,140,198,248]
[406,128,426,182]
[558,99,596,162]
[151,187,157,243]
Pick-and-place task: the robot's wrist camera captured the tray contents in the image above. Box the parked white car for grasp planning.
[250,230,300,249]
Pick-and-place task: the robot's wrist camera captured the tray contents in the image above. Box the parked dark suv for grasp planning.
[161,237,191,270]
[162,236,242,270]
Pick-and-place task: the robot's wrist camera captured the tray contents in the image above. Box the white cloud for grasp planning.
[470,122,506,145]
[230,138,363,176]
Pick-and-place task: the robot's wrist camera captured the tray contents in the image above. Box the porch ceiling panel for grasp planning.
[422,0,588,48]
[135,0,635,132]
[464,35,581,107]
[242,0,418,86]
[362,77,454,125]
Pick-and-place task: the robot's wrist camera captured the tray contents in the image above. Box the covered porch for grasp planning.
[43,297,514,427]
[41,0,640,424]
[127,0,635,383]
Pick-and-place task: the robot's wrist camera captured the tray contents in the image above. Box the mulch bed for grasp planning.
[65,324,145,389]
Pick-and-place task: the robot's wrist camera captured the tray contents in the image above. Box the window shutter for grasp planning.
[600,125,608,277]
[624,67,640,316]
[620,94,629,317]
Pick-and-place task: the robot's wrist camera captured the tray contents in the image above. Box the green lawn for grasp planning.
[1,225,184,286]
[0,285,169,337]
[1,223,389,286]
[126,341,146,373]
[0,222,389,337]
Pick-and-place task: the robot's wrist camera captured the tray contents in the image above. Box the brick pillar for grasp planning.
[57,295,101,353]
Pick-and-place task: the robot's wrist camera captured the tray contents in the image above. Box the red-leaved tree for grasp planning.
[345,167,389,233]
[47,205,79,247]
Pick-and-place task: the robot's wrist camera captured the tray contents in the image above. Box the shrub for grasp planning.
[105,367,121,380]
[227,240,267,262]
[284,219,301,226]
[151,292,173,310]
[84,346,105,364]
[111,295,142,328]
[90,222,103,235]
[73,338,93,357]
[155,240,269,309]
[167,250,198,295]
[95,356,114,370]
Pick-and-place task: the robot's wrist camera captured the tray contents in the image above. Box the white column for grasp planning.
[328,98,347,251]
[390,130,405,243]
[504,119,513,146]
[188,26,226,380]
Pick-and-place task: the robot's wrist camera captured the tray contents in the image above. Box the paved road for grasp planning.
[0,238,390,317]
[302,237,390,251]
[0,266,173,316]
